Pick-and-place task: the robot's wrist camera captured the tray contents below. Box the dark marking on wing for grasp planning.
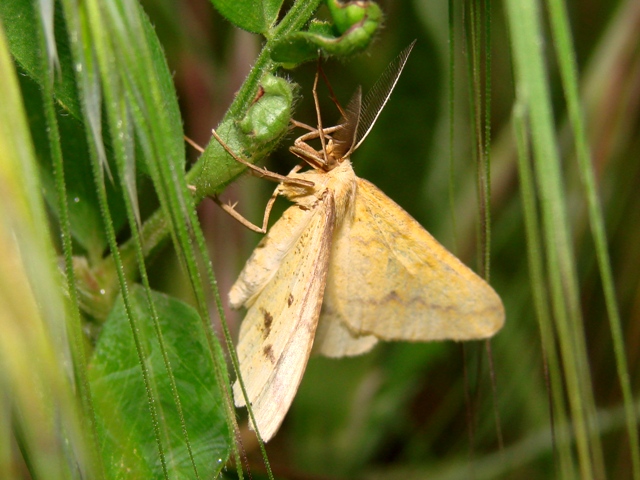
[288,293,294,307]
[382,290,401,303]
[261,308,273,338]
[263,344,275,364]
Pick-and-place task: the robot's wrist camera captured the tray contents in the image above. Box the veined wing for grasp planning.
[322,178,504,342]
[229,202,318,309]
[313,301,378,357]
[232,193,335,441]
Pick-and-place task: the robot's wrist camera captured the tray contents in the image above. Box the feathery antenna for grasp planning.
[352,40,416,152]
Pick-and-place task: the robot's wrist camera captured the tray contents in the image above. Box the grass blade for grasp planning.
[546,0,640,475]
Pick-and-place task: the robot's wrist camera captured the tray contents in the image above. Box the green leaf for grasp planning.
[18,71,127,256]
[271,1,382,66]
[89,286,231,478]
[210,0,284,34]
[270,20,334,66]
[0,0,130,255]
[0,0,81,119]
[0,15,97,479]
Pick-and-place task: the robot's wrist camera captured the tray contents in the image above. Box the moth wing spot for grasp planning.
[263,344,276,364]
[260,308,273,338]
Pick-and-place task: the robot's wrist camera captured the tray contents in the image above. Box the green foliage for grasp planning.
[193,73,296,199]
[270,1,383,65]
[1,0,124,256]
[89,287,230,478]
[211,0,284,33]
[0,15,90,480]
[239,74,295,142]
[2,0,639,478]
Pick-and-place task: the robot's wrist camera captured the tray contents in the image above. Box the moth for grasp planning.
[216,42,505,442]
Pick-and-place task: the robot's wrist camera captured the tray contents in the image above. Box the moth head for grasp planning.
[324,137,344,168]
[289,128,346,172]
[290,41,415,173]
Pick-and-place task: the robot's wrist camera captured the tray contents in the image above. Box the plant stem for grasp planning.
[112,0,323,292]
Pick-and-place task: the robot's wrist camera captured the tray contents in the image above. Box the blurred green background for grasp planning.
[2,0,640,478]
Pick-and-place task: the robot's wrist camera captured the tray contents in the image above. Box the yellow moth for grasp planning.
[219,42,505,442]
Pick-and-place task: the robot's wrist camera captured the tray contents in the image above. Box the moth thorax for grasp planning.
[327,161,357,226]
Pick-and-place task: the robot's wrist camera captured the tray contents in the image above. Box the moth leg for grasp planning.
[289,122,342,170]
[291,121,341,139]
[210,129,314,233]
[212,183,280,234]
[231,162,306,232]
[213,196,266,233]
[183,136,203,192]
[290,143,326,170]
[311,63,329,166]
[287,163,305,175]
[241,163,306,232]
[189,131,307,186]
[259,184,281,233]
[290,119,316,132]
[211,129,313,188]
[184,135,205,153]
[290,120,340,136]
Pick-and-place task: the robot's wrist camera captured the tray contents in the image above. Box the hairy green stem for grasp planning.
[113,0,322,284]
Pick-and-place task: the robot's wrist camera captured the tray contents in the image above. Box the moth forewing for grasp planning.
[319,178,505,342]
[231,189,336,440]
[229,203,318,309]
